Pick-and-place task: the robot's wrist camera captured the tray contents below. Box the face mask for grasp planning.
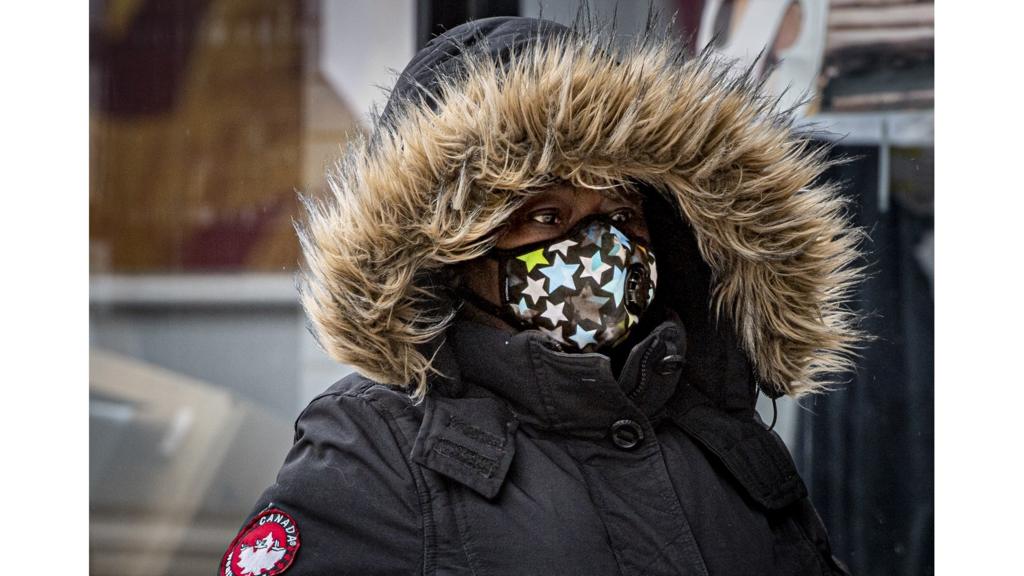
[484,217,658,352]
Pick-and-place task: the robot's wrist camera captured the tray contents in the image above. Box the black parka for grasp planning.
[221,16,865,576]
[224,318,849,575]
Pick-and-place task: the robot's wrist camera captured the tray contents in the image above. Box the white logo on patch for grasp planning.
[221,507,301,576]
[237,532,287,575]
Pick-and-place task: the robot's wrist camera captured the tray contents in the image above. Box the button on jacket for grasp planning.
[222,15,866,576]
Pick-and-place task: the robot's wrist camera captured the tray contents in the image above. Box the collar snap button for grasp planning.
[610,419,644,450]
[655,354,685,375]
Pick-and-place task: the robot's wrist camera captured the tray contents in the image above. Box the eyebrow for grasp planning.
[599,189,643,206]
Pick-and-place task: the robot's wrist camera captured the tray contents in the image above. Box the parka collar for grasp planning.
[410,317,688,498]
[449,317,688,433]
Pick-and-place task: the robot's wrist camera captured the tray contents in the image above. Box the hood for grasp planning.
[297,16,866,401]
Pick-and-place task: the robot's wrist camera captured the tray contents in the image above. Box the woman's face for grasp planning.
[462,183,649,312]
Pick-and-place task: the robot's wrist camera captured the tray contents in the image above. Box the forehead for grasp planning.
[520,182,644,206]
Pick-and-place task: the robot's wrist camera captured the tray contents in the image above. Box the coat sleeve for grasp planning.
[219,389,424,576]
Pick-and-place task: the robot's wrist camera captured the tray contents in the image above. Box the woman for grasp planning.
[221,16,864,576]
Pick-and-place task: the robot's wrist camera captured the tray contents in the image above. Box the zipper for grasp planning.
[627,338,659,401]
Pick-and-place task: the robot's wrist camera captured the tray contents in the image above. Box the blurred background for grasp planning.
[88,1,933,574]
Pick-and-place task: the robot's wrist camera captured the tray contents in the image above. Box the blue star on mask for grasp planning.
[569,325,598,349]
[539,254,580,293]
[609,225,632,250]
[601,265,626,306]
[583,223,606,247]
[517,297,531,316]
[608,241,628,265]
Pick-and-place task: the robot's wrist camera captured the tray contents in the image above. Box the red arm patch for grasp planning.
[221,507,301,576]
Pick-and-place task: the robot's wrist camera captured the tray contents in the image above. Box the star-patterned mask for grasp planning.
[492,217,658,352]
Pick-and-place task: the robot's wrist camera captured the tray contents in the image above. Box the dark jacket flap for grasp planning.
[671,403,807,511]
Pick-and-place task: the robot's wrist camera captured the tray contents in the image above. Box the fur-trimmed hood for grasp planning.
[297,16,865,401]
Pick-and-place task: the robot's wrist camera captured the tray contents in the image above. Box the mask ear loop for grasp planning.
[456,285,510,319]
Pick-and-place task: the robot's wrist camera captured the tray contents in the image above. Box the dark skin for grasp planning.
[461,182,649,331]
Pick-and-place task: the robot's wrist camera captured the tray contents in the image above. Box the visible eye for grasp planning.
[609,208,635,225]
[529,209,562,226]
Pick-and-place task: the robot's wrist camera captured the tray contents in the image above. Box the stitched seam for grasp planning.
[675,407,804,510]
[362,394,438,576]
[452,484,483,576]
[563,442,628,576]
[788,504,835,575]
[447,415,506,448]
[677,416,772,508]
[636,522,709,576]
[528,339,562,427]
[292,377,376,440]
[433,438,499,477]
[641,437,710,576]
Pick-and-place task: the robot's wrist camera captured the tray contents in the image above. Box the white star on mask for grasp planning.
[521,275,548,305]
[579,251,611,282]
[538,325,564,344]
[548,238,577,256]
[541,300,568,325]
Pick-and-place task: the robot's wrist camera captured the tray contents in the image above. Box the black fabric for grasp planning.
[381,16,569,126]
[233,386,425,574]
[410,392,519,499]
[643,187,762,411]
[226,317,849,575]
[669,384,807,511]
[416,0,520,51]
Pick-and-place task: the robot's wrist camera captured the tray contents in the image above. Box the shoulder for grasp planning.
[221,373,426,574]
[289,372,426,464]
[305,371,403,405]
[303,372,418,419]
[282,372,420,489]
[293,373,421,440]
